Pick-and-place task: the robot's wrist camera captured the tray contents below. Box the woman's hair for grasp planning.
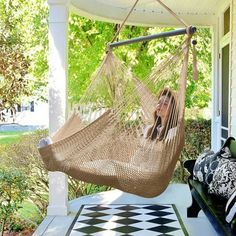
[146,88,177,141]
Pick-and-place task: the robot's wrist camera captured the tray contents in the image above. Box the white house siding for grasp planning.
[231,0,236,136]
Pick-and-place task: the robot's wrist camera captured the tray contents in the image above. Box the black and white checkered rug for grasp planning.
[66,204,188,236]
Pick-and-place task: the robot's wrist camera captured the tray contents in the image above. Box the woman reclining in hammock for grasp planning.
[39,87,177,148]
[144,88,177,142]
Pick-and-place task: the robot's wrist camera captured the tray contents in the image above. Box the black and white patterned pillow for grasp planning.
[193,144,232,187]
[193,149,218,186]
[208,157,236,199]
[225,189,236,223]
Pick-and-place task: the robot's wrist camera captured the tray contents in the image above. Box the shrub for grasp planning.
[0,168,29,236]
[68,177,112,200]
[0,129,112,223]
[0,130,49,222]
[172,118,211,183]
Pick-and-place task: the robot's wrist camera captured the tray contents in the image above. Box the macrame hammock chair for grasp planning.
[39,1,197,198]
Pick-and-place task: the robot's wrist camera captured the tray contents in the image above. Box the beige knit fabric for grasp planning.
[39,35,192,198]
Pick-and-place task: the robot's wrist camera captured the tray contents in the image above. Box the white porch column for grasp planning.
[47,0,70,216]
[211,23,221,152]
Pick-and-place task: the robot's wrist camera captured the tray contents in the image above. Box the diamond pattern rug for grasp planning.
[66,204,188,236]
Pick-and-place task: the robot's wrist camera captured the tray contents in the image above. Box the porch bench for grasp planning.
[184,159,235,236]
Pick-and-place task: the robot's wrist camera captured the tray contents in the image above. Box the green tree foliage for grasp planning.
[68,15,211,109]
[0,1,211,110]
[0,0,48,110]
[68,16,115,103]
[0,0,30,109]
[20,0,48,100]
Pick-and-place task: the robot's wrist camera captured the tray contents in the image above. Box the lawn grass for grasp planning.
[18,200,43,226]
[0,131,30,144]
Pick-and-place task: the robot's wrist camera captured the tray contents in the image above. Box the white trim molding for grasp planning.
[211,23,221,152]
[47,0,70,216]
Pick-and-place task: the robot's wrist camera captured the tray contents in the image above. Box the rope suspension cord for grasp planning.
[154,0,198,82]
[110,0,140,43]
[79,0,140,96]
[108,0,194,49]
[155,0,189,27]
[108,0,198,82]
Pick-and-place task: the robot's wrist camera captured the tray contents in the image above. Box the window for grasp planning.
[221,44,229,141]
[224,7,230,35]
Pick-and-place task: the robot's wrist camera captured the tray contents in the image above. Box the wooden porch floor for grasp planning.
[33,183,217,236]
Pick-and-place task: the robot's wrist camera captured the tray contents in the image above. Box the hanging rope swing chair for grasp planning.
[38,0,198,198]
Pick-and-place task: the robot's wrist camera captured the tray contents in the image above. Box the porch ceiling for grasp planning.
[71,0,221,27]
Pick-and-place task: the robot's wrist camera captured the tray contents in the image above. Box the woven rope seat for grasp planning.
[39,24,196,197]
